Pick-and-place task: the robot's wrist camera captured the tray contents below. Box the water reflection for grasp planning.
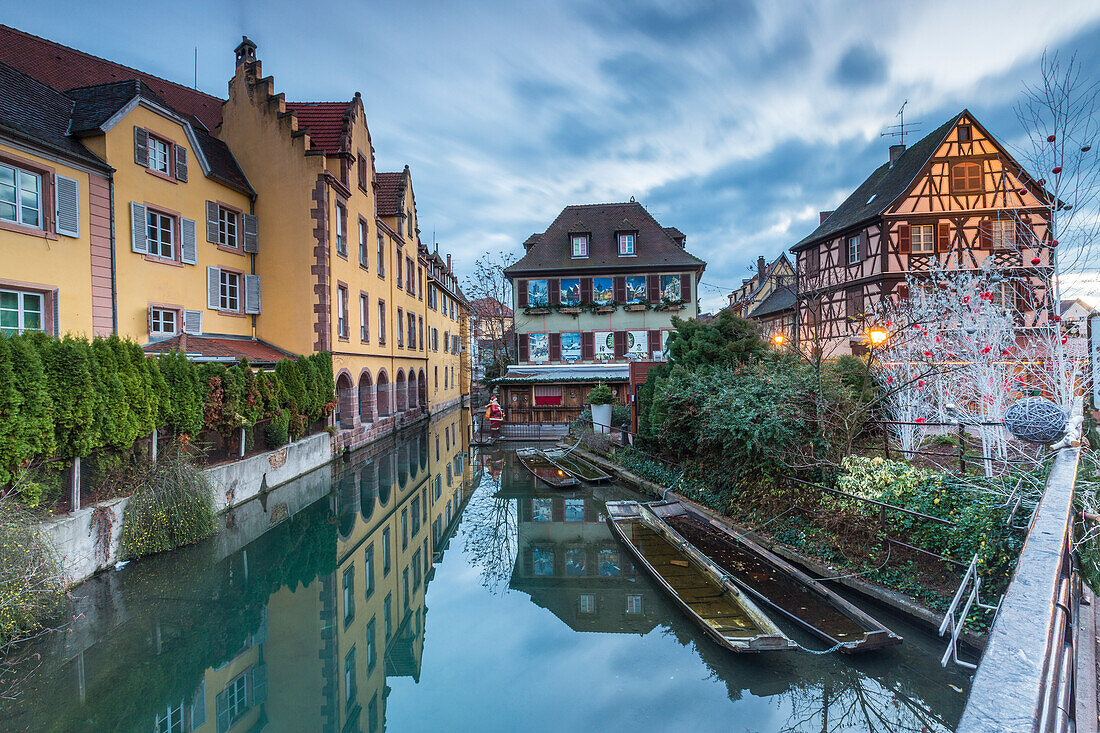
[2,422,972,733]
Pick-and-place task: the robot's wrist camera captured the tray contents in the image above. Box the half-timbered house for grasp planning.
[791,110,1052,355]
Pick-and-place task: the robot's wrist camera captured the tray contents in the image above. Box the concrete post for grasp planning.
[151,429,158,463]
[71,456,81,513]
[239,426,247,458]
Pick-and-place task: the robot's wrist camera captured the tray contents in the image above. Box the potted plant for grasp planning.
[586,382,615,434]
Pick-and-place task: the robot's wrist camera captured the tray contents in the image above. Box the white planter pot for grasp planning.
[591,403,612,434]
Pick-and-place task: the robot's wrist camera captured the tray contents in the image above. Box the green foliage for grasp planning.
[666,309,765,369]
[264,408,290,448]
[157,351,203,437]
[308,352,336,419]
[39,335,100,459]
[0,337,55,486]
[119,446,217,560]
[586,381,614,405]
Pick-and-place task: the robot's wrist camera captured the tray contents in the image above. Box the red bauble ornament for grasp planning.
[1018,188,1027,196]
[923,351,933,357]
[1031,257,1041,265]
[1047,134,1057,142]
[1038,178,1046,185]
[1052,314,1061,322]
[1050,239,1059,247]
[915,417,926,424]
[1062,337,1068,344]
[981,345,992,354]
[1052,166,1063,174]
[918,380,925,386]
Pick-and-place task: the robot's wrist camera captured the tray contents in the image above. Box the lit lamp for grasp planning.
[772,334,785,346]
[867,328,889,346]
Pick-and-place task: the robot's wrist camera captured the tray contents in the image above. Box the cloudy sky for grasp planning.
[12,1,1100,310]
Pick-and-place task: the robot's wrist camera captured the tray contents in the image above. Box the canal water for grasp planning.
[2,411,973,732]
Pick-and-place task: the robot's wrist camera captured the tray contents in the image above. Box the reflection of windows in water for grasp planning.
[599,549,620,577]
[565,548,586,576]
[532,498,552,522]
[154,702,183,733]
[579,594,595,614]
[626,595,643,614]
[532,546,554,575]
[564,498,585,521]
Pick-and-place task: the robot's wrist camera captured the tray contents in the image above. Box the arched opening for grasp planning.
[336,472,358,539]
[397,444,409,488]
[418,369,427,408]
[395,370,407,413]
[359,465,377,521]
[336,371,356,429]
[377,370,391,416]
[408,370,418,410]
[378,456,393,505]
[358,371,375,423]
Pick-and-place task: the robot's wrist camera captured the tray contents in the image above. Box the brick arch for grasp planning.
[357,368,375,422]
[395,369,407,413]
[417,368,427,408]
[376,368,391,417]
[335,368,356,429]
[407,367,418,410]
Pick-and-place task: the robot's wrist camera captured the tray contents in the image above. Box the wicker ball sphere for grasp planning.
[1003,396,1066,444]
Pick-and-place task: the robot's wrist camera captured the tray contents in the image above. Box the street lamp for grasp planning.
[772,333,785,346]
[867,328,889,346]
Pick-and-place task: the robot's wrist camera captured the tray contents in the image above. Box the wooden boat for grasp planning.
[647,499,903,653]
[605,501,796,653]
[540,448,613,483]
[515,448,580,489]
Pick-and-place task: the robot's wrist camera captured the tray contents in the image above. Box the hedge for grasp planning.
[0,332,335,497]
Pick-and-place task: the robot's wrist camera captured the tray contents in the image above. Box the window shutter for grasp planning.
[174,144,188,181]
[183,309,202,335]
[549,332,561,361]
[613,331,627,358]
[207,267,221,309]
[518,334,529,362]
[580,278,592,304]
[680,274,691,303]
[647,275,659,302]
[860,231,869,261]
[517,280,528,308]
[51,289,59,336]
[897,283,910,301]
[580,332,594,360]
[251,664,268,705]
[937,222,951,252]
[547,279,560,306]
[244,275,261,314]
[133,126,148,166]
[180,217,197,264]
[978,219,992,249]
[648,330,661,355]
[613,277,626,303]
[243,214,259,253]
[130,202,147,253]
[897,224,911,254]
[147,305,153,335]
[55,175,80,237]
[206,201,219,243]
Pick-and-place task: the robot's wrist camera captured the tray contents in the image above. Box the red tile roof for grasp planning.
[0,24,225,131]
[144,335,292,364]
[375,171,405,215]
[285,102,351,154]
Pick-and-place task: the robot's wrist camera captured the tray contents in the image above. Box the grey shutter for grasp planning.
[51,289,59,336]
[130,202,147,253]
[55,174,80,237]
[180,217,197,264]
[244,274,261,314]
[174,144,188,181]
[133,126,148,166]
[205,201,219,243]
[243,213,259,253]
[251,664,268,705]
[183,309,202,335]
[207,266,221,310]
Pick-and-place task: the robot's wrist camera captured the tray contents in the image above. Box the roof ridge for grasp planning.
[0,24,223,103]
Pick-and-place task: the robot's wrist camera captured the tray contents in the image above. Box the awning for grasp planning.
[143,334,293,366]
[497,363,630,383]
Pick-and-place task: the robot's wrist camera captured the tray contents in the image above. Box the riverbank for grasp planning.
[571,445,986,654]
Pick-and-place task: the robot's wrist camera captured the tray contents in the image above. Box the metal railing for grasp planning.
[939,554,1001,669]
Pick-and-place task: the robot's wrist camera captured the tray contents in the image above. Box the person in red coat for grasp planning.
[485,396,504,432]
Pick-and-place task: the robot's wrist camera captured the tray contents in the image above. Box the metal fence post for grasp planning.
[72,456,81,512]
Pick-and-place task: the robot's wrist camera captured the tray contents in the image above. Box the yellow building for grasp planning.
[0,27,472,454]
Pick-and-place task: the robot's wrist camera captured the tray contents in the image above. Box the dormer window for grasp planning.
[958,124,972,142]
[618,232,636,256]
[570,234,589,258]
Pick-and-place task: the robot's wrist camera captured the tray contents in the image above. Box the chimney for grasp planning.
[819,211,833,224]
[757,256,767,284]
[890,144,906,166]
[234,36,257,68]
[446,254,451,271]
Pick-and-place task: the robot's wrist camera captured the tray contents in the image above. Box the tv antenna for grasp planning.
[881,100,921,146]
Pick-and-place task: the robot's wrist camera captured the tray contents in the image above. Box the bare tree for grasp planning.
[463,250,516,384]
[461,454,518,593]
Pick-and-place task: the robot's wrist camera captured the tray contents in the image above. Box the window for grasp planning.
[951,162,982,193]
[534,385,561,406]
[360,294,369,342]
[912,224,935,254]
[991,220,1016,249]
[0,290,43,335]
[365,545,375,600]
[958,124,972,142]
[219,270,240,311]
[403,567,410,610]
[154,702,184,733]
[626,595,643,614]
[579,594,595,614]
[412,549,422,591]
[418,268,423,299]
[377,233,386,275]
[571,234,588,258]
[338,286,349,339]
[382,527,391,575]
[444,331,449,353]
[378,300,386,344]
[408,312,416,349]
[846,234,860,264]
[218,207,238,248]
[359,219,368,268]
[215,673,249,733]
[150,307,178,336]
[343,565,355,626]
[396,248,403,288]
[384,593,393,638]
[366,617,377,671]
[402,507,408,549]
[343,647,357,711]
[396,307,404,347]
[407,258,416,293]
[147,210,175,259]
[618,232,636,255]
[0,163,42,228]
[149,137,171,174]
[418,316,424,350]
[335,203,347,256]
[444,368,448,389]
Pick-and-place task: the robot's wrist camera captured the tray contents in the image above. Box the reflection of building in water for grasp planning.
[502,462,660,635]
